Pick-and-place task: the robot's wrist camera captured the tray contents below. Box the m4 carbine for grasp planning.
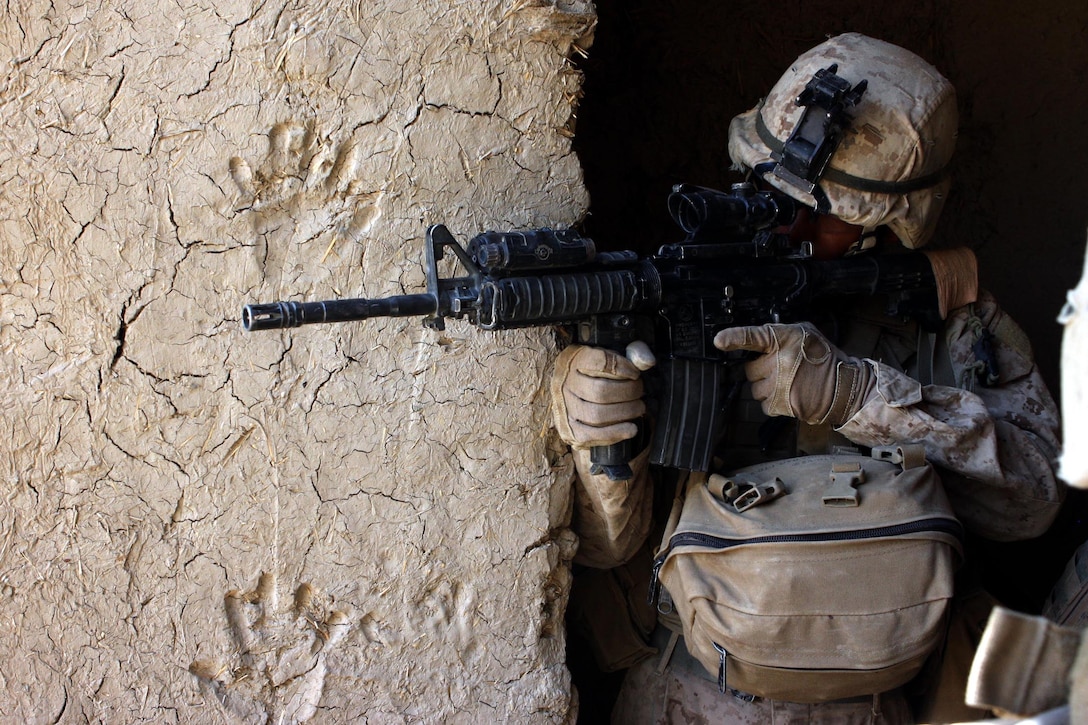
[243,183,943,479]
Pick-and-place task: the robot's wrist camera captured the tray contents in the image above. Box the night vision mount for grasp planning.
[762,64,868,213]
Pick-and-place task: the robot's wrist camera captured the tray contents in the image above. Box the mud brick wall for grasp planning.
[0,1,594,721]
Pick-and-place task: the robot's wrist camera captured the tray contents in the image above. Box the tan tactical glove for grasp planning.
[713,322,875,427]
[550,345,646,449]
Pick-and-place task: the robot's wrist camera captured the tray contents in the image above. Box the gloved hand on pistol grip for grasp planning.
[550,345,646,449]
[713,322,876,427]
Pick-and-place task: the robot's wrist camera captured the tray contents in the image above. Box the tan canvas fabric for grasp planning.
[910,588,998,723]
[569,446,654,569]
[656,452,962,702]
[924,247,980,320]
[966,607,1084,717]
[612,627,915,724]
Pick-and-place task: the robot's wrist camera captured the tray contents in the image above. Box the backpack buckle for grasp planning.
[824,462,865,507]
[871,444,926,470]
[733,479,787,512]
[710,475,787,513]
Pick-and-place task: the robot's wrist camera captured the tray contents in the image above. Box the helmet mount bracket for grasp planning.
[761,65,868,213]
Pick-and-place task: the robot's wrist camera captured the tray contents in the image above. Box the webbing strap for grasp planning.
[755,109,950,195]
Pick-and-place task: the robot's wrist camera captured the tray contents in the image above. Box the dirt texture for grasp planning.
[0,1,595,722]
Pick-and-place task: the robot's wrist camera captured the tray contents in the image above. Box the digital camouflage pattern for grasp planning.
[839,289,1062,542]
[570,289,1062,563]
[560,30,1062,724]
[728,33,958,250]
[562,290,1062,722]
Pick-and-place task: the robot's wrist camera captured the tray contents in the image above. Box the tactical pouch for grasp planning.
[652,447,963,703]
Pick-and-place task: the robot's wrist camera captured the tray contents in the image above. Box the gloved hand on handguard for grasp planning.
[713,322,876,427]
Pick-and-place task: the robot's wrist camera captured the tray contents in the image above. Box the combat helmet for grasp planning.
[728,32,957,249]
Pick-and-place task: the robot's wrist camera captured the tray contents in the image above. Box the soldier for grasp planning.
[552,33,1063,723]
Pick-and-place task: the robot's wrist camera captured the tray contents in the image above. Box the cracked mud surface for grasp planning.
[0,1,593,721]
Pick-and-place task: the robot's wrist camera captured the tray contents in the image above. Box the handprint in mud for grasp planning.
[189,572,351,724]
[229,122,383,282]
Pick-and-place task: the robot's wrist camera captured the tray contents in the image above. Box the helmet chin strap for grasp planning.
[848,229,881,255]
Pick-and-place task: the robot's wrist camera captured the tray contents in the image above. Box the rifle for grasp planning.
[242,183,942,479]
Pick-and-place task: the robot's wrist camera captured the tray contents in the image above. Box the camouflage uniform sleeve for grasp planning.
[569,446,654,569]
[837,290,1063,541]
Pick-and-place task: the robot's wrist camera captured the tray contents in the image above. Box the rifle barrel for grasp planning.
[242,294,438,331]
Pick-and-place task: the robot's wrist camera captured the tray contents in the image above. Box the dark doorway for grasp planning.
[568,2,1088,718]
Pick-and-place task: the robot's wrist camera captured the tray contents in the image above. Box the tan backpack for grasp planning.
[653,446,963,703]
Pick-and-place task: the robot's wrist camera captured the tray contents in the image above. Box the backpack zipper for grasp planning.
[714,642,729,693]
[649,516,963,606]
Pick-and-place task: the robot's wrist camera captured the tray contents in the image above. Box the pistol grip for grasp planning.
[589,434,640,481]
